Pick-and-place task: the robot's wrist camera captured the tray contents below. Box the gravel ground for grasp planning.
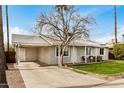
[6,63,25,88]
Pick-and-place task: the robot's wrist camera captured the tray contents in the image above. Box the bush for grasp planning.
[113,44,124,59]
[9,47,15,52]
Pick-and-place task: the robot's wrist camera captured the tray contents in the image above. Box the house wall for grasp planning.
[15,46,19,64]
[91,47,99,56]
[17,46,109,65]
[15,47,26,62]
[38,46,72,65]
[97,48,100,55]
[63,47,71,63]
[102,48,109,60]
[76,46,99,62]
[38,47,51,64]
[48,46,71,64]
[70,46,77,63]
[25,47,38,61]
[89,47,109,61]
[77,46,85,62]
[76,47,108,63]
[19,48,25,61]
[70,46,102,63]
[49,46,58,64]
[17,47,38,62]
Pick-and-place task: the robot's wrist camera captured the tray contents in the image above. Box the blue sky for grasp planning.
[2,5,124,44]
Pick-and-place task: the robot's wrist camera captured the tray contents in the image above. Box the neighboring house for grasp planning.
[12,34,109,65]
[106,39,124,59]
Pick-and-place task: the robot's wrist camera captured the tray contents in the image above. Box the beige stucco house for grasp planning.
[12,34,109,65]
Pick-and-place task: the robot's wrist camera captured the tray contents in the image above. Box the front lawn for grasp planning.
[71,60,124,76]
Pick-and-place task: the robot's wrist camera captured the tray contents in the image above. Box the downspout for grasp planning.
[17,44,20,65]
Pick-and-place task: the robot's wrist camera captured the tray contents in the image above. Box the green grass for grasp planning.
[71,60,124,76]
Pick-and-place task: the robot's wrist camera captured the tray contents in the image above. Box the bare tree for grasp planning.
[0,5,8,87]
[36,5,94,66]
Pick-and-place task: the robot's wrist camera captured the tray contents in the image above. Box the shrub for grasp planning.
[9,47,15,52]
[113,44,124,59]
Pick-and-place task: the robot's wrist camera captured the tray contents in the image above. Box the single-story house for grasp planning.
[12,34,109,65]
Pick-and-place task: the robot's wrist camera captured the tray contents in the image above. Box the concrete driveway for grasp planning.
[17,62,107,88]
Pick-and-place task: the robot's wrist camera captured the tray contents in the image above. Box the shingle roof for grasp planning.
[12,34,51,46]
[12,34,106,47]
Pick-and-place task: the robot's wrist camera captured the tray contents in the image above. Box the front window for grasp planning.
[100,48,104,55]
[56,46,69,56]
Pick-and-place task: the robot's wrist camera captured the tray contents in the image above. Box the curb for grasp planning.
[68,67,111,81]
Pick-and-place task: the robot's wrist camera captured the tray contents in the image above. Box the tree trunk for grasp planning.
[58,45,62,67]
[0,5,8,88]
[60,45,67,66]
[58,45,66,67]
[60,55,64,66]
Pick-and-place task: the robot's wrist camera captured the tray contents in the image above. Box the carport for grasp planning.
[17,46,38,62]
[15,44,51,65]
[12,34,52,65]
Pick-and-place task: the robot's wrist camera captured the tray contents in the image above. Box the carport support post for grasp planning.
[84,46,87,63]
[15,45,17,65]
[95,48,97,62]
[58,45,62,67]
[17,44,20,65]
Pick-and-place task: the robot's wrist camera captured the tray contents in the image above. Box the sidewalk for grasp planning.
[93,78,124,88]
